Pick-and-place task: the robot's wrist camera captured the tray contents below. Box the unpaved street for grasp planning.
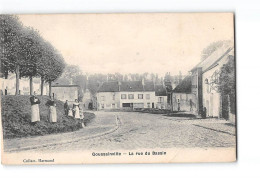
[4,111,236,153]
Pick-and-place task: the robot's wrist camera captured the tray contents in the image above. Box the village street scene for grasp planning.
[0,14,236,153]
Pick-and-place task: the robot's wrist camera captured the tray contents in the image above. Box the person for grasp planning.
[80,107,84,120]
[68,107,73,117]
[64,100,69,116]
[73,99,80,119]
[79,107,85,127]
[30,91,41,122]
[46,96,57,123]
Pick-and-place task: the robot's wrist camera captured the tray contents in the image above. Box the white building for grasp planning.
[190,45,235,122]
[0,73,48,95]
[96,80,167,110]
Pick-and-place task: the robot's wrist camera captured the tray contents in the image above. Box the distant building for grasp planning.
[51,85,79,103]
[190,45,235,121]
[96,80,167,110]
[171,76,197,112]
[155,85,167,109]
[0,73,48,95]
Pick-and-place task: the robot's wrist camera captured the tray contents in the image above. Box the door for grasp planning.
[152,102,154,108]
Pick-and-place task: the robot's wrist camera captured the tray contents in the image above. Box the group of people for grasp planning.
[64,99,84,120]
[30,92,84,123]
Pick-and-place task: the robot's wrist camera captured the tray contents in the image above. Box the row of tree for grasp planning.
[0,15,65,96]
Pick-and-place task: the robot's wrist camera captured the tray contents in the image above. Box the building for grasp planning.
[51,85,79,103]
[190,45,235,121]
[96,80,167,110]
[155,85,167,109]
[0,73,48,95]
[171,76,197,112]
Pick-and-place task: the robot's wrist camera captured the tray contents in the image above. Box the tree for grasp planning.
[218,55,236,115]
[0,15,24,95]
[19,27,43,95]
[37,40,65,96]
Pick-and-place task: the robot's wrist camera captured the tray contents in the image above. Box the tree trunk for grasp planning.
[29,76,33,95]
[48,81,52,97]
[40,77,44,96]
[15,65,20,95]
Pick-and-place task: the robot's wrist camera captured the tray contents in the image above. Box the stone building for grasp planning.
[190,45,235,121]
[171,76,197,112]
[51,84,79,103]
[96,80,167,110]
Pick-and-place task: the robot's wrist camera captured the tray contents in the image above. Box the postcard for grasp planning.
[0,13,236,164]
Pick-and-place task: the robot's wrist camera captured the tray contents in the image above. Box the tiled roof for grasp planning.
[155,85,167,96]
[97,80,157,92]
[191,46,234,73]
[97,81,119,92]
[172,76,191,94]
[120,81,144,92]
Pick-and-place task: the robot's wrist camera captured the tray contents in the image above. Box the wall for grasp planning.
[1,74,48,95]
[155,96,167,109]
[96,92,120,110]
[172,93,196,112]
[202,50,234,118]
[118,91,156,108]
[52,87,78,102]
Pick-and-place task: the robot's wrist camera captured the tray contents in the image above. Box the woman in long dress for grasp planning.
[46,96,57,123]
[73,99,80,120]
[30,91,41,122]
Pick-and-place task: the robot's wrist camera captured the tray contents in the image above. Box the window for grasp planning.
[128,94,134,99]
[147,103,150,108]
[158,97,164,103]
[112,93,115,100]
[121,94,127,99]
[146,94,150,99]
[101,96,105,101]
[138,94,143,99]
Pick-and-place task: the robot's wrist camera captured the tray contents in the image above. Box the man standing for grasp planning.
[64,100,69,116]
[30,91,41,122]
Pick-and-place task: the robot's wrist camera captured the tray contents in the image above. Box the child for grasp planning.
[79,107,85,127]
[68,107,73,117]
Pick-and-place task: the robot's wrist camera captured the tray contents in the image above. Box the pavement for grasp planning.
[3,111,236,153]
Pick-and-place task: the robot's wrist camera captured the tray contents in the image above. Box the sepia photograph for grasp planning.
[0,13,236,164]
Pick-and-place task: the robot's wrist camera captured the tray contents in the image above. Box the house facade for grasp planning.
[96,80,167,110]
[190,45,235,121]
[171,76,197,112]
[51,85,79,103]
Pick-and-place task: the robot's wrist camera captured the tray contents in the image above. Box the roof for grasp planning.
[52,85,79,87]
[97,80,158,92]
[172,76,192,94]
[191,46,234,73]
[155,85,167,96]
[97,81,119,92]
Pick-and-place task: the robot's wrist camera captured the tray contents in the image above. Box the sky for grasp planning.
[18,13,234,77]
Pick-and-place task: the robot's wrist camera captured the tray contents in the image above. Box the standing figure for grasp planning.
[30,91,41,122]
[64,100,69,116]
[46,96,57,123]
[68,108,73,117]
[73,99,80,119]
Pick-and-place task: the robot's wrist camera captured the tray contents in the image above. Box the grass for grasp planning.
[1,95,95,139]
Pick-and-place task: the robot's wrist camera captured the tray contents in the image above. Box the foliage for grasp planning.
[218,55,236,114]
[1,95,95,139]
[0,15,23,78]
